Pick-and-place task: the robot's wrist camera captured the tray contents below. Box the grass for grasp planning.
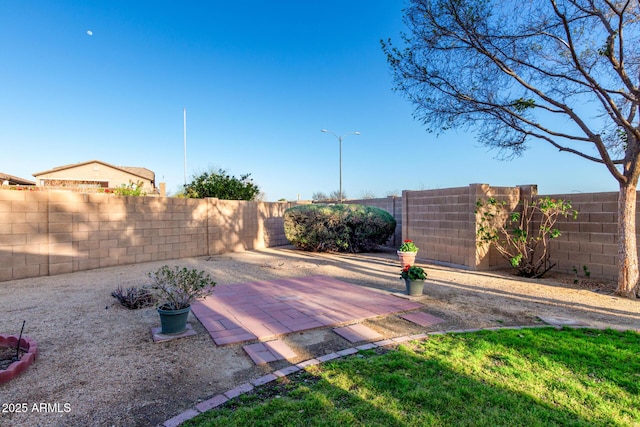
[184,328,640,427]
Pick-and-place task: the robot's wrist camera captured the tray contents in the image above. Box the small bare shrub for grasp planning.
[111,286,156,309]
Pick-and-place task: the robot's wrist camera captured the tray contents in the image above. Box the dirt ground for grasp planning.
[0,247,638,427]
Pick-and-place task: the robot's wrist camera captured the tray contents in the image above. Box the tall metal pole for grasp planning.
[183,108,187,187]
[321,129,360,202]
[338,136,343,203]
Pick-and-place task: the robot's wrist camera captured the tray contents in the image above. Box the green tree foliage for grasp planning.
[184,169,260,200]
[476,197,578,278]
[382,0,640,297]
[284,204,396,253]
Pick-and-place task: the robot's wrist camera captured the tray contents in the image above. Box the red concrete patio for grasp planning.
[191,275,423,345]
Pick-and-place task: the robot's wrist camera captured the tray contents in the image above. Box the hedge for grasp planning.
[283,204,396,252]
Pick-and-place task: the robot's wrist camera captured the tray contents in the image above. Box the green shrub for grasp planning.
[113,180,146,196]
[184,168,259,200]
[283,204,396,253]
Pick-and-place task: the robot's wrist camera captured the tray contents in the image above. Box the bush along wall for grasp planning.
[283,204,396,253]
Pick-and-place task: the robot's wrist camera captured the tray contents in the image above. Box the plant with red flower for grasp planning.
[400,264,427,281]
[398,240,419,252]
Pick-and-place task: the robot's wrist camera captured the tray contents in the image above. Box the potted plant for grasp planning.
[149,265,216,335]
[397,240,419,268]
[400,264,427,296]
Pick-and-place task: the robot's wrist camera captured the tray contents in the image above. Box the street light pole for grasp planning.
[321,129,360,202]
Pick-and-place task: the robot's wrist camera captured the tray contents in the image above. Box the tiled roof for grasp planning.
[0,173,36,185]
[118,166,155,182]
[33,160,155,182]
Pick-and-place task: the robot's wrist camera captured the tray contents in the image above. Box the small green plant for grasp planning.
[149,266,216,310]
[400,265,427,281]
[113,180,146,196]
[398,240,419,253]
[573,265,592,284]
[476,196,578,278]
[111,286,156,309]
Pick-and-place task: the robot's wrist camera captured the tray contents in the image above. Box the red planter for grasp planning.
[0,334,38,384]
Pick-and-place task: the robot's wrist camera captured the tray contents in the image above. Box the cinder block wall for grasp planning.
[0,190,296,282]
[0,190,49,281]
[207,199,292,254]
[472,188,619,280]
[0,186,632,283]
[545,191,619,280]
[344,196,402,247]
[400,185,623,281]
[402,187,478,268]
[400,185,523,269]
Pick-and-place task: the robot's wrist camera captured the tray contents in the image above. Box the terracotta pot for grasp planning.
[397,250,417,269]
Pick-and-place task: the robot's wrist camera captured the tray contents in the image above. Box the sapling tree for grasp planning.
[476,197,578,278]
[382,0,640,297]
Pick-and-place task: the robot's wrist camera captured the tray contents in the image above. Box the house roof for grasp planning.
[33,160,155,182]
[0,172,36,186]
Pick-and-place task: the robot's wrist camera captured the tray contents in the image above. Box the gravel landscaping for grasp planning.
[0,247,637,427]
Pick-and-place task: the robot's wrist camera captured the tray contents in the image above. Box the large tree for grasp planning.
[382,0,640,297]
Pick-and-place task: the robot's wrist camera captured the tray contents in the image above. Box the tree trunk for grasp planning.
[616,182,640,298]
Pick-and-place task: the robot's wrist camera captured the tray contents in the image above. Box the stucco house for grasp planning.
[0,172,36,186]
[33,160,157,193]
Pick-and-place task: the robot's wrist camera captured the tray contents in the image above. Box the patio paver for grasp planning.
[400,312,446,327]
[151,323,197,343]
[333,323,383,343]
[192,275,422,345]
[537,316,590,326]
[243,339,297,365]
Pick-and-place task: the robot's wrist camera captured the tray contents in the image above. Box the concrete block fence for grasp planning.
[0,190,296,282]
[0,184,628,283]
[545,191,619,280]
[392,184,622,281]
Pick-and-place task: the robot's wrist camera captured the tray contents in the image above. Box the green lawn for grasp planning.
[184,328,640,427]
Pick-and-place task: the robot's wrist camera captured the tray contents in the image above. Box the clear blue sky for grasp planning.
[1,1,618,200]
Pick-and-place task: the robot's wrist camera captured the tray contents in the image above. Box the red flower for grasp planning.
[404,240,413,243]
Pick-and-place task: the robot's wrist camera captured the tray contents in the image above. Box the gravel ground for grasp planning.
[0,246,638,427]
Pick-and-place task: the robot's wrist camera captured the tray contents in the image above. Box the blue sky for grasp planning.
[1,1,618,200]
